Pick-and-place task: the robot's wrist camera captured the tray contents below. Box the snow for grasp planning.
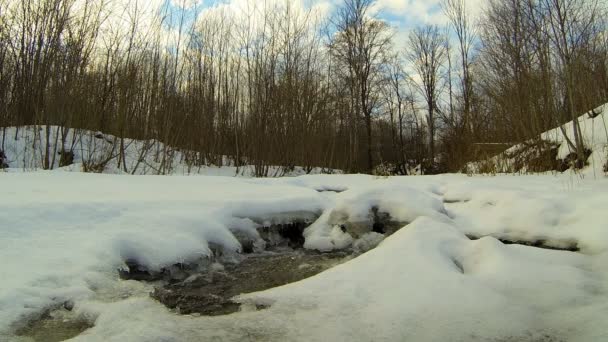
[545,105,608,159]
[443,176,608,253]
[238,219,589,341]
[351,232,385,254]
[541,103,608,177]
[469,103,608,175]
[1,171,608,341]
[0,172,327,337]
[303,182,448,251]
[0,126,337,176]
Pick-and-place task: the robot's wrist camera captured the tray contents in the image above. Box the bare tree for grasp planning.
[407,25,447,172]
[442,0,477,138]
[542,0,604,166]
[330,0,392,173]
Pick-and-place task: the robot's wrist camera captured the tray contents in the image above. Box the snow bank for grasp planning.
[304,182,449,251]
[236,217,608,341]
[0,126,337,177]
[443,176,608,253]
[54,216,608,342]
[469,104,608,175]
[0,172,327,336]
[2,172,608,341]
[545,105,608,158]
[541,104,608,176]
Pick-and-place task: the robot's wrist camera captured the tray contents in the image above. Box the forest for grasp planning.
[3,2,608,342]
[0,0,606,175]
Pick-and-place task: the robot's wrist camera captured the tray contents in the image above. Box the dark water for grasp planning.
[151,248,351,315]
[14,308,92,342]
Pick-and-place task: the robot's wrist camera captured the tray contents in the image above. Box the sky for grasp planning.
[157,0,486,93]
[163,0,486,36]
[5,0,485,46]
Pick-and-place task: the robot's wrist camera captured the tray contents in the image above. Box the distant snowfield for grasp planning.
[1,172,608,341]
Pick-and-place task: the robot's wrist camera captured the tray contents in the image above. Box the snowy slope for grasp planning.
[1,172,608,341]
[469,104,608,176]
[0,126,334,176]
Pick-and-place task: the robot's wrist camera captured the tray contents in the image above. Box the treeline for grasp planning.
[0,0,606,175]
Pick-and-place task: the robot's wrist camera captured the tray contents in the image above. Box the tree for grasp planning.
[330,0,392,173]
[542,0,604,166]
[407,25,447,172]
[442,0,476,130]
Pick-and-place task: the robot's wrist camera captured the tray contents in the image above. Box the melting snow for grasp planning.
[1,172,607,341]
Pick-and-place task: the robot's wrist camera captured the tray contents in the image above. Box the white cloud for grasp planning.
[195,0,334,37]
[170,0,204,9]
[375,0,422,15]
[373,0,485,26]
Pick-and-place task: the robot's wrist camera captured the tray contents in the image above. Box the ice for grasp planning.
[351,232,385,254]
[304,182,448,251]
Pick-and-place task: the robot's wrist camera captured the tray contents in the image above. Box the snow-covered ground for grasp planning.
[0,126,334,176]
[469,104,608,176]
[1,171,608,341]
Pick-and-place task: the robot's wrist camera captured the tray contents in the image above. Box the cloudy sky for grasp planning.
[125,0,486,73]
[165,0,485,34]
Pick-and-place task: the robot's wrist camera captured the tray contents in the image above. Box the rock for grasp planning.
[244,212,321,248]
[329,206,408,239]
[118,259,164,281]
[257,220,310,248]
[119,255,238,285]
[151,286,242,316]
[63,300,75,311]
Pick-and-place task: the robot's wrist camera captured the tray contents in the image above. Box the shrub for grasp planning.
[372,162,395,177]
[82,157,110,173]
[58,150,75,167]
[0,150,8,169]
